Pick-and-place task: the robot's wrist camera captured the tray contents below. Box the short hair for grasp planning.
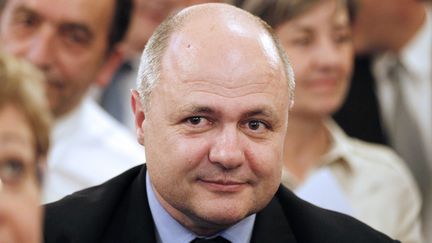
[108,0,134,52]
[136,4,295,109]
[233,0,358,28]
[0,52,51,172]
[0,0,133,53]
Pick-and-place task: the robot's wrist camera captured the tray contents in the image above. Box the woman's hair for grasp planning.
[233,0,358,28]
[0,52,51,167]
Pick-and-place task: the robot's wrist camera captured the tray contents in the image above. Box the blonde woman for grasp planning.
[0,53,51,243]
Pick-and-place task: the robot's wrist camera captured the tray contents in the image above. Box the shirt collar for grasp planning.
[399,5,432,80]
[52,99,85,145]
[320,119,352,167]
[281,119,353,189]
[146,171,256,243]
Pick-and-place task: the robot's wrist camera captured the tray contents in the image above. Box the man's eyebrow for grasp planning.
[11,5,41,22]
[242,108,279,121]
[13,5,35,15]
[178,105,216,115]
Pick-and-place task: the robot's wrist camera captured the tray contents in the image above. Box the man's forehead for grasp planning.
[160,16,283,88]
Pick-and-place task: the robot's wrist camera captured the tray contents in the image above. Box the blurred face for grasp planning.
[133,19,290,235]
[124,0,184,53]
[352,0,410,53]
[276,0,353,118]
[0,104,41,243]
[0,0,115,117]
[124,0,224,54]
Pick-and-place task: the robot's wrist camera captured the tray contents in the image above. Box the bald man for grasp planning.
[44,4,399,243]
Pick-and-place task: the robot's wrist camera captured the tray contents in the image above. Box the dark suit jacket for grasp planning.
[333,55,389,145]
[44,165,399,243]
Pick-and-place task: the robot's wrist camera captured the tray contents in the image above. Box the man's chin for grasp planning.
[193,202,252,228]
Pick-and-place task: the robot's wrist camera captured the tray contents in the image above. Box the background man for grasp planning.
[333,0,432,239]
[99,0,225,131]
[0,0,145,202]
[44,3,398,242]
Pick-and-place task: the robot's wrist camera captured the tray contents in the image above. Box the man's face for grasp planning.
[0,0,115,117]
[134,20,290,234]
[124,0,183,53]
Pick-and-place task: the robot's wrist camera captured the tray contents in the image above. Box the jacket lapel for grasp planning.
[251,195,298,243]
[102,165,157,243]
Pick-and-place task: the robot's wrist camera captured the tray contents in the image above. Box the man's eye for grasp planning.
[246,120,269,132]
[183,116,213,131]
[187,116,203,125]
[63,30,91,45]
[0,159,25,185]
[13,12,38,27]
[59,25,93,48]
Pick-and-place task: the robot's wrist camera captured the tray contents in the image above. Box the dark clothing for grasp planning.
[44,165,399,243]
[333,56,389,145]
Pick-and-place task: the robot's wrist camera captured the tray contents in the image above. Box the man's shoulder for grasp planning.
[43,165,145,243]
[274,186,399,243]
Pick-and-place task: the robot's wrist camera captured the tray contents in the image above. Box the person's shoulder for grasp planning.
[81,98,135,140]
[79,98,146,162]
[275,186,400,243]
[44,165,144,243]
[348,137,414,183]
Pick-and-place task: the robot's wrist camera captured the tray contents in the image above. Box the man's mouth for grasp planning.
[198,178,247,193]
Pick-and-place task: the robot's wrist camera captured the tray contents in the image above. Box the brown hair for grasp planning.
[233,0,358,28]
[0,53,51,169]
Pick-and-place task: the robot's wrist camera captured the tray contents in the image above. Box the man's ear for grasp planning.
[95,46,124,88]
[131,90,145,145]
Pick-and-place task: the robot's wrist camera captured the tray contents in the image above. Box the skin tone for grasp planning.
[0,0,122,118]
[0,104,41,243]
[122,0,184,56]
[132,5,290,236]
[122,0,223,57]
[352,0,426,54]
[275,0,353,181]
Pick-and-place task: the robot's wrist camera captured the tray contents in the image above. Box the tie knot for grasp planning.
[387,57,404,80]
[190,236,231,243]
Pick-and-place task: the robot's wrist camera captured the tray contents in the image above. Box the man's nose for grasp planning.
[25,26,55,70]
[208,126,245,170]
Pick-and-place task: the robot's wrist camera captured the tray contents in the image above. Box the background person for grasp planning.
[236,0,422,242]
[0,0,145,203]
[45,4,398,243]
[99,0,226,131]
[0,52,51,243]
[332,0,432,239]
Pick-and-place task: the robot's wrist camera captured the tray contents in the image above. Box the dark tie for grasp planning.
[190,236,231,243]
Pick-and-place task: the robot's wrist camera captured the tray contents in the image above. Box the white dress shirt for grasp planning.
[43,97,145,203]
[146,171,255,243]
[282,120,422,243]
[373,5,432,166]
[372,5,432,241]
